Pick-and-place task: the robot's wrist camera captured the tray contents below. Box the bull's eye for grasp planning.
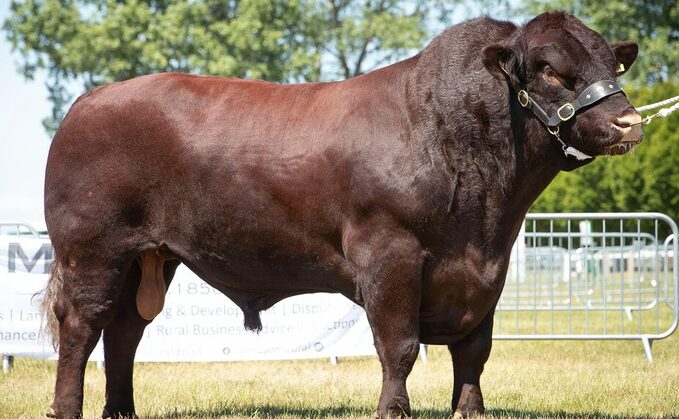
[541,64,574,90]
[542,65,561,85]
[544,66,557,78]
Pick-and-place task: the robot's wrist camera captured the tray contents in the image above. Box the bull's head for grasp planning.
[483,11,642,163]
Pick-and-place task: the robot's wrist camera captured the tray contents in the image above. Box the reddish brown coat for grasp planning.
[43,11,640,419]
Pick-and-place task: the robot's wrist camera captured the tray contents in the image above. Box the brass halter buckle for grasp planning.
[557,103,575,121]
[517,90,531,108]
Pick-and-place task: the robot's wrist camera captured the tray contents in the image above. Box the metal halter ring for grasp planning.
[517,90,531,108]
[557,103,575,121]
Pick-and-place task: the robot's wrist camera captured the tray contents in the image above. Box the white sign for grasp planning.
[0,237,377,361]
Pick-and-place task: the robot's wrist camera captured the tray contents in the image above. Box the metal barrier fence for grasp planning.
[495,213,678,362]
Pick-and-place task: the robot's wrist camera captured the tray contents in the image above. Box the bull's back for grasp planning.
[44,71,416,290]
[46,75,329,249]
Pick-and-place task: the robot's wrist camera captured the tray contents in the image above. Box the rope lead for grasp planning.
[634,94,679,126]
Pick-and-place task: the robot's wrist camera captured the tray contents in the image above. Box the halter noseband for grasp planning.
[500,63,625,160]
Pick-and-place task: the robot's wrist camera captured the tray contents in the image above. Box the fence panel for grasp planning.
[496,213,678,362]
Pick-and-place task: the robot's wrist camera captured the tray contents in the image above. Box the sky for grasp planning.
[0,0,52,227]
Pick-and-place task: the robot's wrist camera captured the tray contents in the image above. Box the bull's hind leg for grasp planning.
[49,264,121,419]
[448,309,494,418]
[344,223,424,418]
[102,254,179,419]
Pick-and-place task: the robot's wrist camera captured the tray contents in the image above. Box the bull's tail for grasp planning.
[41,259,64,350]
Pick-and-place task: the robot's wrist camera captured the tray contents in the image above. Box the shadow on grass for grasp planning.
[145,404,374,418]
[486,408,671,419]
[146,405,668,418]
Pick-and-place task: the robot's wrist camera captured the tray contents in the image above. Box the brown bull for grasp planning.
[43,11,642,418]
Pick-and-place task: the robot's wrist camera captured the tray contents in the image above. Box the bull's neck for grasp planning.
[454,102,562,244]
[502,101,564,216]
[405,55,563,247]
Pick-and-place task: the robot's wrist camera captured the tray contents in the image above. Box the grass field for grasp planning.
[2,328,679,419]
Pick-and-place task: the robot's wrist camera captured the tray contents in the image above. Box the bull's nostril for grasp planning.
[612,111,643,144]
[613,113,642,129]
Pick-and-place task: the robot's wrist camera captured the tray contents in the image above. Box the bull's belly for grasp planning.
[173,237,357,306]
[165,242,357,332]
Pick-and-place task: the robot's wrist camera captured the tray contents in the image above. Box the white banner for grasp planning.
[0,237,377,361]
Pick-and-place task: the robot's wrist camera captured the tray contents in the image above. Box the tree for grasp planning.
[3,0,457,134]
[322,0,463,79]
[3,0,325,133]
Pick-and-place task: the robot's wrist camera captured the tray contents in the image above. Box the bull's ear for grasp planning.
[611,41,638,75]
[482,43,523,86]
[482,44,512,80]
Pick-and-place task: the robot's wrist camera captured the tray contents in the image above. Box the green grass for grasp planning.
[2,330,679,419]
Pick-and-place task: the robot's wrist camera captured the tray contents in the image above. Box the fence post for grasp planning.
[419,344,428,364]
[3,355,14,373]
[641,338,653,363]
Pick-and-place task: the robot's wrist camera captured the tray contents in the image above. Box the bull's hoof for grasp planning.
[102,407,138,419]
[454,408,485,418]
[373,404,412,418]
[45,406,56,418]
[46,405,85,419]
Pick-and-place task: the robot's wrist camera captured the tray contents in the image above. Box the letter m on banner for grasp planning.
[8,242,53,273]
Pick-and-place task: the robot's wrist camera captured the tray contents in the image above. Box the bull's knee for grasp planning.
[388,338,420,378]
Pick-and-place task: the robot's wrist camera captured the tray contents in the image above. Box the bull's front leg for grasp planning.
[448,309,494,418]
[343,222,424,418]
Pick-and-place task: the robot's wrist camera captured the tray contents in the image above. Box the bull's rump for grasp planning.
[43,72,413,296]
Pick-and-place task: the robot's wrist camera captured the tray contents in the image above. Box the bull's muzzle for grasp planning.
[612,112,643,144]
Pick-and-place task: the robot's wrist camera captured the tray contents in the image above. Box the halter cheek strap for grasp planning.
[517,80,624,128]
[500,63,625,160]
